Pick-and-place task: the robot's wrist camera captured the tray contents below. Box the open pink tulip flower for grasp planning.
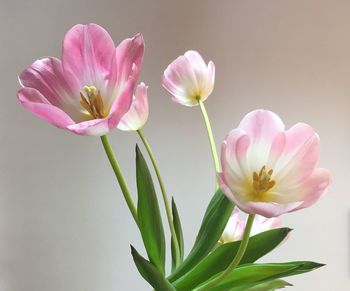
[218,109,331,218]
[117,82,148,131]
[17,23,145,136]
[220,208,281,243]
[162,50,215,106]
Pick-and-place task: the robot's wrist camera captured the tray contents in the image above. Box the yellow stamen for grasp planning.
[251,165,276,199]
[80,86,106,119]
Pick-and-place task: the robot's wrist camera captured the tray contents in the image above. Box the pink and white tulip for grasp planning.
[220,208,281,243]
[117,83,148,131]
[162,50,215,106]
[17,23,145,136]
[218,110,331,218]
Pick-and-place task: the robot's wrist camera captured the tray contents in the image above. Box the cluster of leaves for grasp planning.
[131,146,324,290]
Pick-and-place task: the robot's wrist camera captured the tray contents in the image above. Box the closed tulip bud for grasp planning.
[162,50,215,106]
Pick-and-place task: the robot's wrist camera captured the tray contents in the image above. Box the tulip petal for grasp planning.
[66,118,110,136]
[62,23,115,85]
[17,88,74,128]
[205,61,215,95]
[221,207,282,243]
[239,110,285,143]
[163,55,199,105]
[118,83,148,131]
[161,74,185,96]
[107,77,135,130]
[274,123,320,184]
[184,51,207,90]
[115,33,145,84]
[223,129,249,173]
[19,57,82,120]
[103,34,144,111]
[242,201,303,218]
[220,131,251,199]
[220,210,239,243]
[293,168,331,211]
[218,172,241,205]
[268,132,286,167]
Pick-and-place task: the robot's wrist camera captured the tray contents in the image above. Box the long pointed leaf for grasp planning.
[168,189,233,281]
[172,228,291,289]
[171,197,184,271]
[230,279,292,290]
[194,261,324,291]
[136,145,165,274]
[131,246,175,291]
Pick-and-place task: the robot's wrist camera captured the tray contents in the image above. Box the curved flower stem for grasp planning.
[197,99,220,187]
[199,214,256,290]
[137,129,181,268]
[100,135,138,226]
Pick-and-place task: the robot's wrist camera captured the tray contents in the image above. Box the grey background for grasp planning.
[0,0,349,290]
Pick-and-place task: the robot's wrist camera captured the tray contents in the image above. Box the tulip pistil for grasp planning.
[252,166,275,198]
[80,86,106,119]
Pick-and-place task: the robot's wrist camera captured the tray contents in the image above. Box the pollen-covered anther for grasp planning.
[80,85,106,119]
[252,165,276,194]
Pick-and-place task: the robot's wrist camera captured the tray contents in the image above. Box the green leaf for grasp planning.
[168,189,234,281]
[136,145,165,274]
[230,279,292,290]
[131,245,176,291]
[283,261,326,276]
[172,228,291,290]
[195,261,324,291]
[171,197,184,271]
[239,228,291,265]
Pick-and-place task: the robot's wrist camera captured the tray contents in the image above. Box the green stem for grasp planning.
[100,135,138,225]
[137,129,181,268]
[197,100,220,186]
[199,214,256,290]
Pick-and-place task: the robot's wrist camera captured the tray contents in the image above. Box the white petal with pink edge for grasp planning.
[118,83,149,131]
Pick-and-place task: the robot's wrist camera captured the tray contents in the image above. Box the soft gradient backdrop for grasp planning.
[1,0,348,290]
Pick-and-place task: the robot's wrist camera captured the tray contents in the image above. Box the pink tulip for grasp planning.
[17,23,144,136]
[162,50,215,106]
[117,83,148,131]
[220,208,281,243]
[218,110,331,218]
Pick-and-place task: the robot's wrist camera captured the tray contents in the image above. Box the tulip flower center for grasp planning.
[80,86,106,119]
[251,166,276,201]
